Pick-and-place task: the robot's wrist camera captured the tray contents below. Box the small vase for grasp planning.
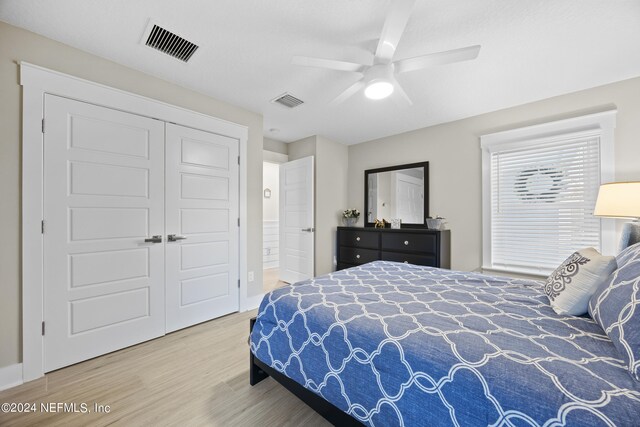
[343,217,357,227]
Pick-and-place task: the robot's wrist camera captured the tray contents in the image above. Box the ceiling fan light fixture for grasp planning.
[364,80,394,100]
[363,64,395,100]
[290,0,480,106]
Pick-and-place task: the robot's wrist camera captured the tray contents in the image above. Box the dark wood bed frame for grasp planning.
[249,317,364,426]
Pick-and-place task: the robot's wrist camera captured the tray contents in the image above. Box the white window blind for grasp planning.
[489,135,602,273]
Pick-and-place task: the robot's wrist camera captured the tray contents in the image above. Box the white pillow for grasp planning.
[545,247,617,316]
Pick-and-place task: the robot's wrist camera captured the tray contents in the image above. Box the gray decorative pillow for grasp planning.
[545,248,617,316]
[615,241,640,267]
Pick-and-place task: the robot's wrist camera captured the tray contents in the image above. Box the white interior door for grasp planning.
[279,156,314,284]
[43,95,165,372]
[165,124,239,332]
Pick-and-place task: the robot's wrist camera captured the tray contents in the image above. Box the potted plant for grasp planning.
[342,209,360,227]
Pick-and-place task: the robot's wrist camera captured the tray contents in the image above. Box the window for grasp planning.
[481,111,616,275]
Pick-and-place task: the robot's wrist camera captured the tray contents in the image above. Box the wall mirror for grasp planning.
[364,161,429,228]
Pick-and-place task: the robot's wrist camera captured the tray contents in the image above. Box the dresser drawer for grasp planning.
[337,262,357,271]
[381,233,436,254]
[337,228,450,270]
[338,247,379,265]
[338,230,379,249]
[382,251,437,267]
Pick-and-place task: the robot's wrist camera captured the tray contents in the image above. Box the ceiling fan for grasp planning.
[292,0,481,105]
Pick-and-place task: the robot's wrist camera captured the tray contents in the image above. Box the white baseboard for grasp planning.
[242,293,265,312]
[0,363,23,391]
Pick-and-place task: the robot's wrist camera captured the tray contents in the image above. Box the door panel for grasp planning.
[70,287,150,334]
[180,208,229,234]
[70,162,149,197]
[181,242,228,270]
[279,156,314,283]
[180,273,229,305]
[69,207,149,240]
[43,95,165,372]
[69,114,150,157]
[181,174,229,200]
[165,124,239,332]
[69,248,149,287]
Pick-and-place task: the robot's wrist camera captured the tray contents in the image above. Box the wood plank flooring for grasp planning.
[0,310,329,426]
[263,267,287,293]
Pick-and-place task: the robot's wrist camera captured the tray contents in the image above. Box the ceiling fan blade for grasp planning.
[292,56,366,73]
[395,45,481,74]
[374,0,417,64]
[330,79,365,105]
[393,80,413,105]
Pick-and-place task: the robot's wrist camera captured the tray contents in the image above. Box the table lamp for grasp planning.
[594,182,640,250]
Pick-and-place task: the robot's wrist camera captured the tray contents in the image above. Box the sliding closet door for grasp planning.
[165,124,239,332]
[43,95,166,372]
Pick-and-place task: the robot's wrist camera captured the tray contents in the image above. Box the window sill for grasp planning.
[480,266,549,281]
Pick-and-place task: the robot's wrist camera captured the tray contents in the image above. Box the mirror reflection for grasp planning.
[367,167,425,224]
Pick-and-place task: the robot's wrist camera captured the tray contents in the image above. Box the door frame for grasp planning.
[21,62,249,381]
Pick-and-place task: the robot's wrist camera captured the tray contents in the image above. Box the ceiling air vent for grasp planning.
[271,93,304,109]
[145,24,199,62]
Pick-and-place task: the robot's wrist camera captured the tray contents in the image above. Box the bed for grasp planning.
[249,261,640,426]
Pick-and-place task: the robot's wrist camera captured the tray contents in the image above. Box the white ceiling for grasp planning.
[1,0,639,145]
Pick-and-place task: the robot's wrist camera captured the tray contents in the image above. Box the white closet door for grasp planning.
[43,95,166,372]
[279,156,315,284]
[165,124,239,332]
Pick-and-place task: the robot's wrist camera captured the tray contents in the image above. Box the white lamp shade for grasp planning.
[594,182,640,218]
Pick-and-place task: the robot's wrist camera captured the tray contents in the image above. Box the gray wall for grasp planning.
[315,136,349,275]
[288,136,348,275]
[348,76,640,272]
[287,136,316,160]
[0,21,264,370]
[263,137,289,155]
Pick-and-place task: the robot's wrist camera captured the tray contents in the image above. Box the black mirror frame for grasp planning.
[364,161,429,228]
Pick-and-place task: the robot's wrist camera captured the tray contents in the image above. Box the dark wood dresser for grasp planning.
[336,227,451,271]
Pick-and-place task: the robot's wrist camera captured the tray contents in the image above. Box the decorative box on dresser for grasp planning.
[336,227,451,271]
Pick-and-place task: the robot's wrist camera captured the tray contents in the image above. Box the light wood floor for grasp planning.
[0,310,329,427]
[263,267,287,292]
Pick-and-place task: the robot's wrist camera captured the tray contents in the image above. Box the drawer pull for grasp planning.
[404,240,409,246]
[356,236,361,241]
[356,254,361,259]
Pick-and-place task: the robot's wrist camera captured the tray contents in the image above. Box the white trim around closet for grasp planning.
[20,62,250,382]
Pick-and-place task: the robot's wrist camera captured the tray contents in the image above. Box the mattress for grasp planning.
[250,261,640,426]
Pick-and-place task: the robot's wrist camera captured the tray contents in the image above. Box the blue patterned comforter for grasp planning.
[250,261,640,426]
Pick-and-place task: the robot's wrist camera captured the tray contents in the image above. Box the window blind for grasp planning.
[490,135,601,273]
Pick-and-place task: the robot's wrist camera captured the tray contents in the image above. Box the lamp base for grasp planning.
[620,219,640,251]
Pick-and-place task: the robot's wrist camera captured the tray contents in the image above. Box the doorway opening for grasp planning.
[262,150,288,292]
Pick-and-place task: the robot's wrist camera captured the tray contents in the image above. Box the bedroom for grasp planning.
[0,0,639,425]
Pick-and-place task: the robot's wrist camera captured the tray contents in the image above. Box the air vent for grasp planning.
[145,24,199,62]
[271,93,304,108]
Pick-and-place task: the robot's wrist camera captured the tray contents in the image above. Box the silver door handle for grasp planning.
[144,235,162,243]
[168,234,187,242]
[301,228,315,232]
